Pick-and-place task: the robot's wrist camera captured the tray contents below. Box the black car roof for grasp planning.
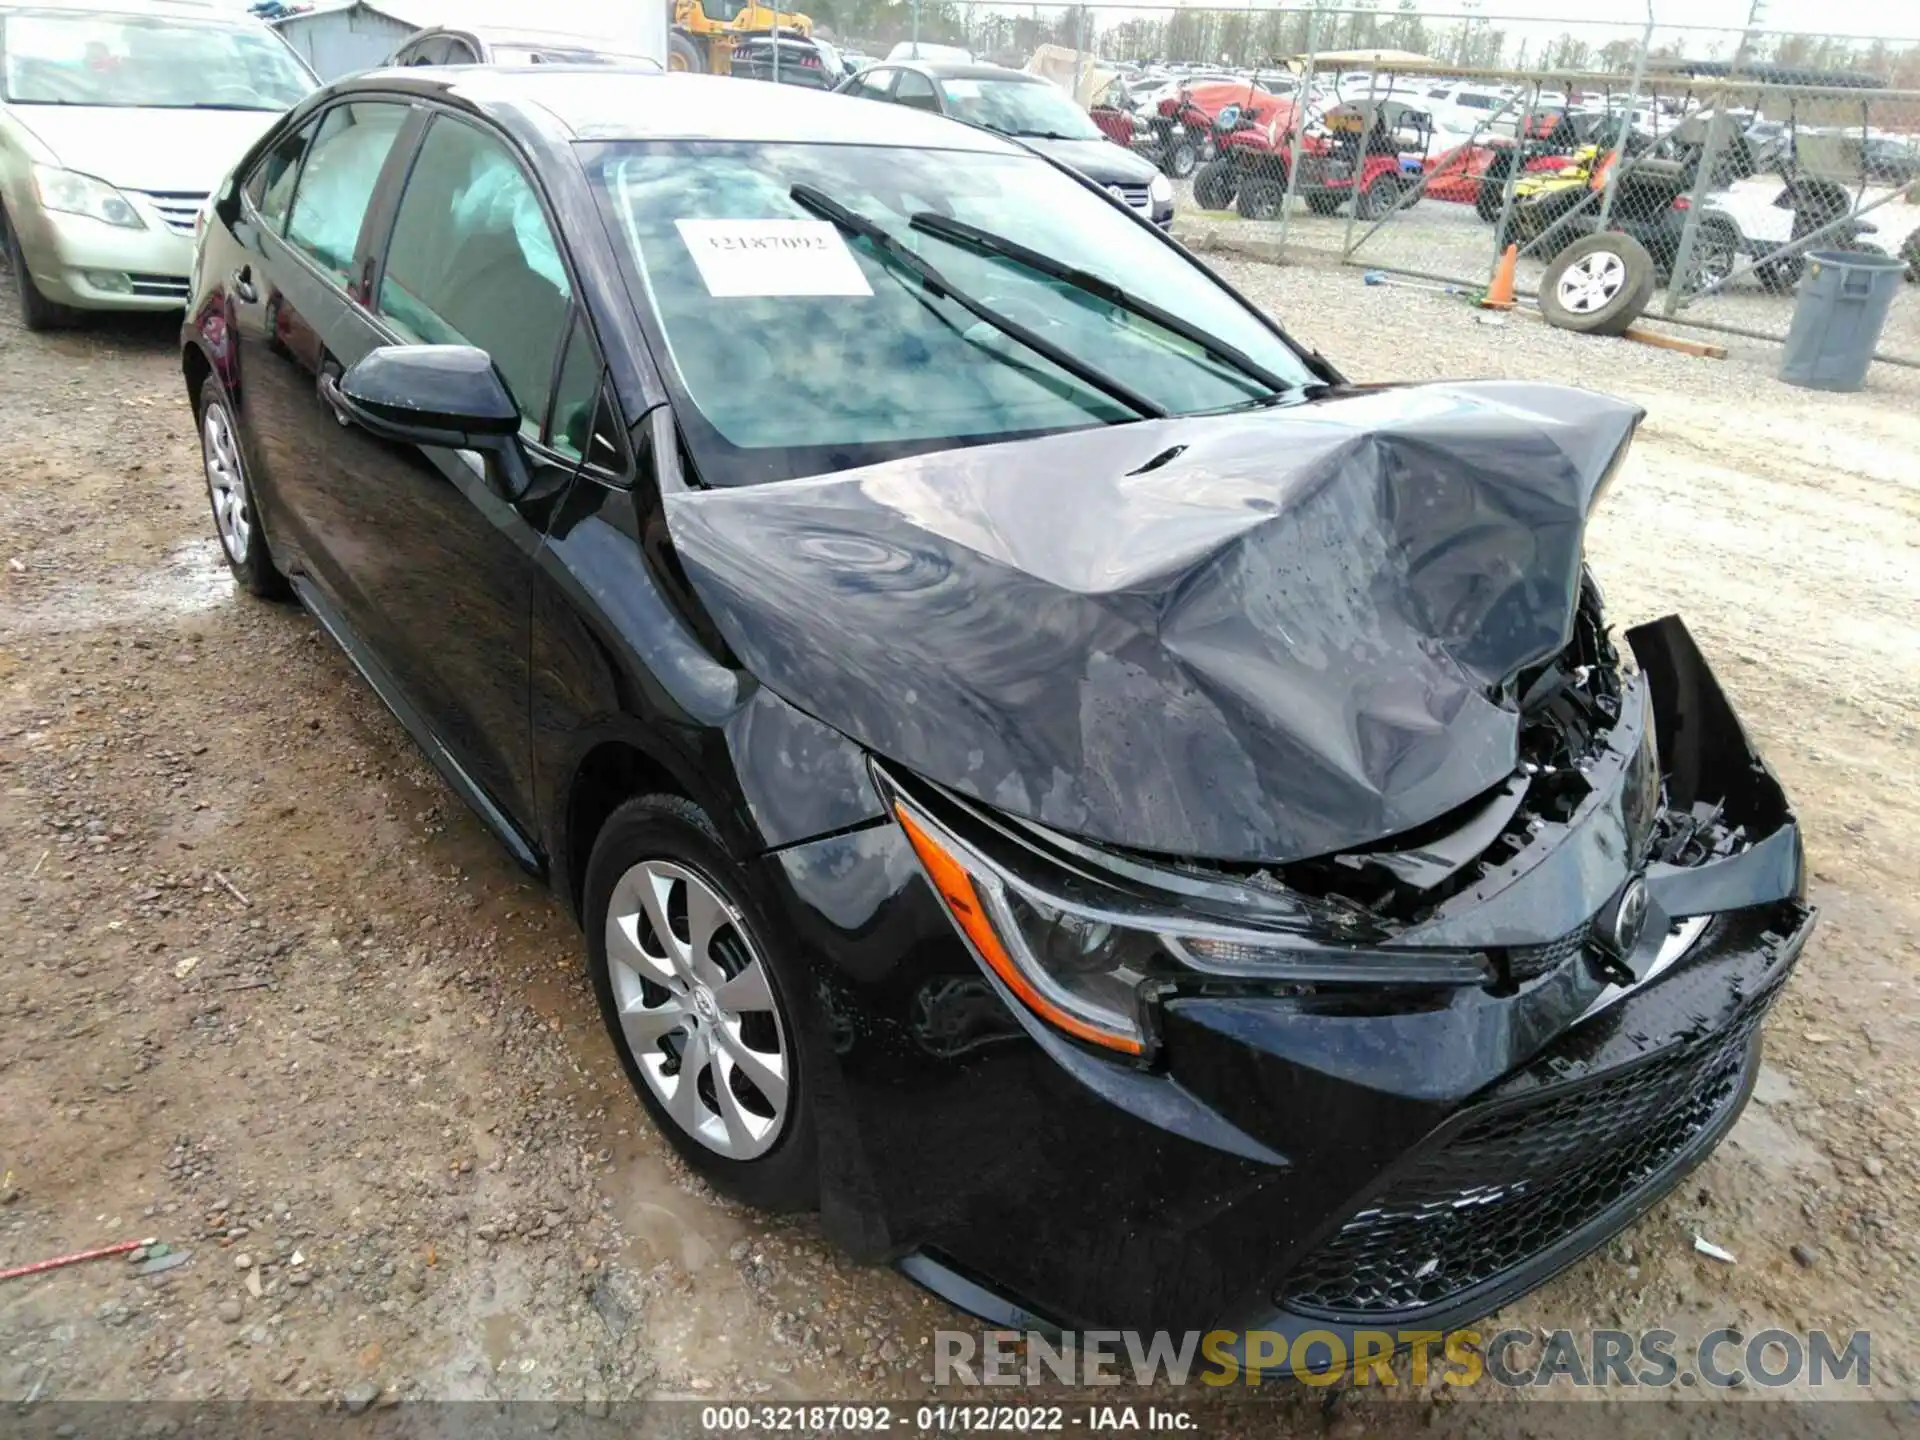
[335,68,1024,152]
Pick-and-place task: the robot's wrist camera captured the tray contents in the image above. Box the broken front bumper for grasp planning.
[766,616,1812,1341]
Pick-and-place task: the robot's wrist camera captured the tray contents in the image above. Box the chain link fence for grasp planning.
[811,3,1920,369]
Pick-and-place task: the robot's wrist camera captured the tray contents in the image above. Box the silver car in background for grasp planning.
[1,0,314,328]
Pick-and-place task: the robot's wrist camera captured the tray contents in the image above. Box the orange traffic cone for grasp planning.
[1482,243,1519,310]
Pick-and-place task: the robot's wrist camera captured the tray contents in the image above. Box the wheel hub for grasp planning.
[1557,251,1627,314]
[606,859,790,1160]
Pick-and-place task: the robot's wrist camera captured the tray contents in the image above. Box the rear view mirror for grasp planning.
[327,345,532,499]
[333,344,521,448]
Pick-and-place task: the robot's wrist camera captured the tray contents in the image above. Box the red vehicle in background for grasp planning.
[1195,99,1433,221]
[1094,76,1288,179]
[1425,111,1624,217]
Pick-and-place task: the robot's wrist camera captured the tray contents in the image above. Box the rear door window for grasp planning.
[376,115,573,436]
[245,113,323,234]
[284,101,407,283]
[852,66,894,99]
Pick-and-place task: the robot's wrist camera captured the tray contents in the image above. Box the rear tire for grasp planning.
[1192,158,1237,212]
[1538,232,1656,336]
[585,795,819,1213]
[6,213,77,333]
[1236,178,1286,221]
[1692,218,1742,291]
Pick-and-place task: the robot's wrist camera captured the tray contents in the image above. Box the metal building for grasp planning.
[269,1,432,82]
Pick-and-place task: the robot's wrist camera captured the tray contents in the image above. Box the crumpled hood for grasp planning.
[666,381,1642,863]
[7,106,277,194]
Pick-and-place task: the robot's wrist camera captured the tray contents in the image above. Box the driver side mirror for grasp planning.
[329,345,532,498]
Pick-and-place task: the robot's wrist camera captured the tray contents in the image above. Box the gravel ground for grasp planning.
[1175,180,1920,361]
[1,248,1916,1433]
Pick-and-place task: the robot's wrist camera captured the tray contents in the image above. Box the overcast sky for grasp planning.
[1470,0,1916,41]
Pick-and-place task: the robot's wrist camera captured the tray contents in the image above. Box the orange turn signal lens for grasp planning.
[894,804,1144,1057]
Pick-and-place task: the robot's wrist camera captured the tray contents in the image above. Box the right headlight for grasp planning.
[32,164,146,230]
[893,798,1491,1063]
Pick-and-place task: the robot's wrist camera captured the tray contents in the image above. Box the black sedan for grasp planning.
[835,60,1176,228]
[181,67,1813,1351]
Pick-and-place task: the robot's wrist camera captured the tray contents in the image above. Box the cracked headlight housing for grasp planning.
[33,164,145,230]
[893,797,1491,1062]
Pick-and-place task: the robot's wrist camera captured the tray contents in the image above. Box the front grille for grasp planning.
[1110,183,1152,213]
[1506,920,1592,981]
[143,192,206,238]
[129,273,190,300]
[1279,983,1779,1320]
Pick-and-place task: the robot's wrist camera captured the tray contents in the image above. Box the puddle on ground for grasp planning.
[481,1312,530,1374]
[4,537,232,635]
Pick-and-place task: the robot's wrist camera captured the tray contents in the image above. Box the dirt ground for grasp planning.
[1,255,1915,1434]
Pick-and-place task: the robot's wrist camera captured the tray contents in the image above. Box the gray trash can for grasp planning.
[1779,249,1906,392]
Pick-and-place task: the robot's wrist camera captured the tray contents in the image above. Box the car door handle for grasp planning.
[231,265,258,304]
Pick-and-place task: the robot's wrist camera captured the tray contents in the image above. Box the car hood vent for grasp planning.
[664,380,1641,864]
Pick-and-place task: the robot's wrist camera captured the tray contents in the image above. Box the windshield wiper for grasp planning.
[788,183,1166,421]
[908,212,1297,402]
[1009,129,1086,140]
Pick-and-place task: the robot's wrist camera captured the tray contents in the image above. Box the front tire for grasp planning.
[585,795,819,1212]
[1192,158,1237,212]
[667,31,705,73]
[197,379,288,599]
[1164,134,1198,179]
[1357,177,1402,220]
[6,213,77,333]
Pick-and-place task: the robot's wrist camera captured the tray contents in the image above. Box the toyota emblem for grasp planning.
[1599,877,1651,961]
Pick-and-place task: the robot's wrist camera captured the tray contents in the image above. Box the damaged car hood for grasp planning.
[665,381,1642,863]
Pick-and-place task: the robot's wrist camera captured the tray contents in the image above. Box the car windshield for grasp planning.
[939,76,1103,140]
[0,11,312,108]
[592,141,1318,485]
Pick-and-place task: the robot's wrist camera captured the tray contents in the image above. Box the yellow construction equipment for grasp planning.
[670,0,812,75]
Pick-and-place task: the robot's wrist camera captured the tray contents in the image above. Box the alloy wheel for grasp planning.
[605,859,790,1160]
[201,402,252,564]
[1555,250,1628,314]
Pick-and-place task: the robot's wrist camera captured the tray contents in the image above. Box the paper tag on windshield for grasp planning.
[675,219,873,298]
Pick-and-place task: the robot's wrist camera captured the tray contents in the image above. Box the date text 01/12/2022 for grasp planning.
[698,1404,1196,1431]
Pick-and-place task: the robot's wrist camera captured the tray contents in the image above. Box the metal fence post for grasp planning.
[1274,6,1321,256]
[1488,82,1537,271]
[1597,13,1655,229]
[1662,80,1733,316]
[1340,66,1381,258]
